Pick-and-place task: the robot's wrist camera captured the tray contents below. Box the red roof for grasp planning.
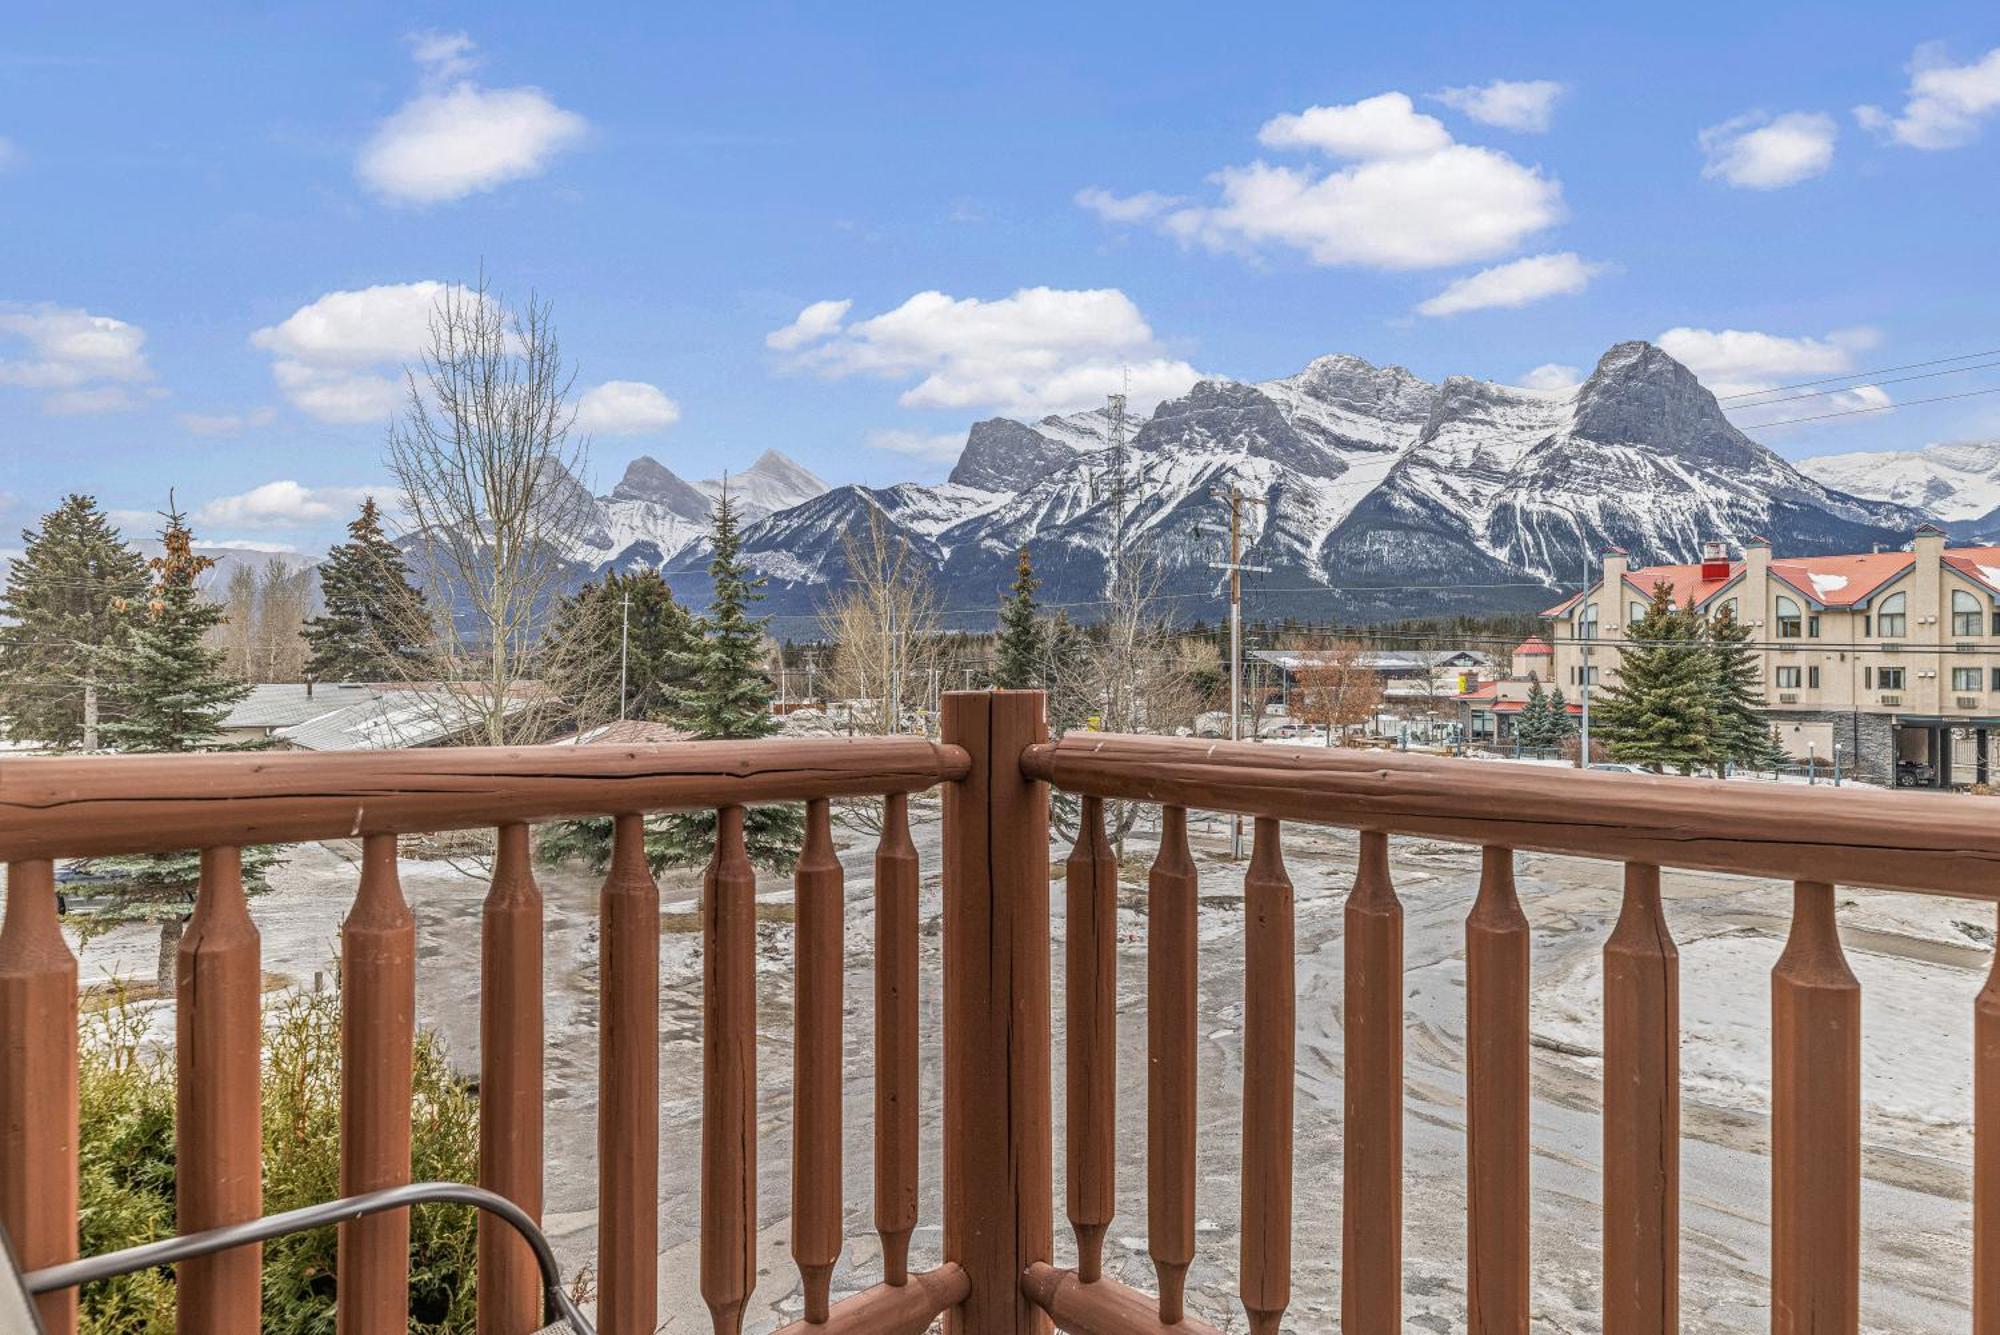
[1544,541,2000,617]
[1512,636,1552,656]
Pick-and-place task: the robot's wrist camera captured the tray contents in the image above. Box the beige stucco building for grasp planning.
[1544,525,2000,785]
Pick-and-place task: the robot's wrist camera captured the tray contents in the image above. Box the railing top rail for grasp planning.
[1022,732,2000,900]
[0,736,969,862]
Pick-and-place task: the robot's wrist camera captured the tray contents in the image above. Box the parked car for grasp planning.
[1896,759,1936,788]
[1589,762,1655,775]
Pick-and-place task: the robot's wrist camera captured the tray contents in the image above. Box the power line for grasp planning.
[1716,347,2000,402]
[1733,383,2000,429]
[1715,357,2000,411]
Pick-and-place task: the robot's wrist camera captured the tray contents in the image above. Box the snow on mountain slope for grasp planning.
[1800,440,2000,521]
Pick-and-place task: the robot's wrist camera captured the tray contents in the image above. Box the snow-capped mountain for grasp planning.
[583,448,829,566]
[625,342,1922,623]
[1800,440,2000,523]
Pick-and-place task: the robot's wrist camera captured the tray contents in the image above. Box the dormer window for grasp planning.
[1878,592,1907,638]
[1953,589,1984,637]
[1775,595,1802,638]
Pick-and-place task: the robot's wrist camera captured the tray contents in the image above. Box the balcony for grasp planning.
[5,689,2000,1333]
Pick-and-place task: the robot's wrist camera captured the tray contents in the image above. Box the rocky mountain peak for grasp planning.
[1286,353,1437,423]
[948,417,1079,493]
[1569,339,1764,471]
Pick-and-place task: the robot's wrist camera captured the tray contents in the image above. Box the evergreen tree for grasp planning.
[0,494,149,749]
[302,497,431,682]
[1591,583,1714,773]
[1703,602,1785,775]
[1515,673,1552,750]
[1545,684,1577,740]
[94,507,276,980]
[993,547,1044,689]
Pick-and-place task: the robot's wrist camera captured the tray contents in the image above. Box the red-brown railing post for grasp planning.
[1148,806,1199,1324]
[1466,846,1529,1335]
[599,812,660,1335]
[1241,816,1295,1335]
[1603,862,1678,1335]
[1343,828,1403,1334]
[1979,902,2000,1335]
[1065,794,1117,1283]
[793,798,844,1322]
[942,690,1052,1335]
[339,833,415,1334]
[177,846,263,1333]
[875,791,921,1286]
[1771,881,1859,1333]
[704,805,759,1335]
[479,822,544,1335]
[0,859,78,1335]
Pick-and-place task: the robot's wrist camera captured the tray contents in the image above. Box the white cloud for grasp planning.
[1518,363,1582,392]
[1699,111,1837,189]
[765,299,852,351]
[179,407,278,436]
[0,303,155,414]
[770,286,1203,418]
[1073,187,1182,224]
[1105,92,1564,271]
[195,481,375,530]
[1416,252,1606,317]
[865,428,964,463]
[250,281,447,423]
[1857,43,2000,150]
[574,380,680,435]
[1432,79,1565,133]
[1657,326,1891,417]
[356,33,586,205]
[1257,92,1452,159]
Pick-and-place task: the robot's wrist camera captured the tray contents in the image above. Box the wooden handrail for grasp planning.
[0,737,970,861]
[1021,732,2000,898]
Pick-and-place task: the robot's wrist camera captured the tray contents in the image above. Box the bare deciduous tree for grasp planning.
[1288,637,1383,745]
[820,503,946,737]
[386,275,591,745]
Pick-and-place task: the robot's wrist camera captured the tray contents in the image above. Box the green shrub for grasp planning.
[76,985,480,1333]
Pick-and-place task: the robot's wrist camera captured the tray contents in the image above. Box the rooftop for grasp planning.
[1547,540,2000,615]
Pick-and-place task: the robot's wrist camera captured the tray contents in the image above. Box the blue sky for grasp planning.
[4,2,1999,554]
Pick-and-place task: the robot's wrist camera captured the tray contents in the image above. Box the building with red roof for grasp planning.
[1542,527,2000,786]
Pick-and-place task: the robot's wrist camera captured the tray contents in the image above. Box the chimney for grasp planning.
[1700,539,1730,582]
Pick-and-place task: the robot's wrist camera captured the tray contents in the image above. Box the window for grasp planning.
[1877,592,1907,638]
[1954,590,1985,637]
[1879,666,1906,690]
[1808,666,1820,688]
[1954,667,1983,691]
[1775,595,1802,638]
[1578,602,1598,640]
[1716,597,1740,623]
[1808,614,1821,638]
[1775,666,1802,689]
[1630,601,1648,625]
[1864,666,1872,689]
[1992,666,2000,692]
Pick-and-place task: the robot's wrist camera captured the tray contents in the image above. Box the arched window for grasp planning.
[1953,589,1984,638]
[1716,597,1740,622]
[1775,594,1802,638]
[1578,602,1599,640]
[1630,600,1648,625]
[1878,591,1907,638]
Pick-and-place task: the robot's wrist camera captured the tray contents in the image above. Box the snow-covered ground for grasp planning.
[22,808,1989,1332]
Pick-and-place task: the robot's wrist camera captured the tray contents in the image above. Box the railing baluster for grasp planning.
[1771,880,1859,1333]
[874,792,919,1287]
[599,812,660,1335]
[1240,816,1294,1335]
[1149,806,1198,1324]
[1979,901,2000,1335]
[705,805,759,1335]
[1066,795,1118,1283]
[1465,846,1529,1335]
[0,859,78,1335]
[1603,861,1678,1335]
[339,832,415,1334]
[177,846,263,1333]
[794,799,844,1322]
[479,822,544,1335]
[1344,828,1404,1333]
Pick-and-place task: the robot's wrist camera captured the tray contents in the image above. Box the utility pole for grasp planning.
[618,588,632,722]
[1209,484,1270,858]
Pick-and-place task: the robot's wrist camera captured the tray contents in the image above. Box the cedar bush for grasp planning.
[76,985,479,1333]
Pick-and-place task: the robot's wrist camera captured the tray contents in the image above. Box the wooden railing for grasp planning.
[4,689,2000,1334]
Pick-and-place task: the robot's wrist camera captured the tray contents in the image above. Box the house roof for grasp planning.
[1545,540,2000,617]
[274,687,535,751]
[1248,648,1489,672]
[221,682,380,730]
[549,719,696,747]
[1512,637,1552,656]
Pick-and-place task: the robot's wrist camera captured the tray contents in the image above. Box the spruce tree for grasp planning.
[95,507,275,981]
[1704,602,1785,776]
[1546,684,1577,741]
[302,497,431,682]
[1592,583,1714,773]
[0,494,149,749]
[1515,673,1551,750]
[993,547,1044,689]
